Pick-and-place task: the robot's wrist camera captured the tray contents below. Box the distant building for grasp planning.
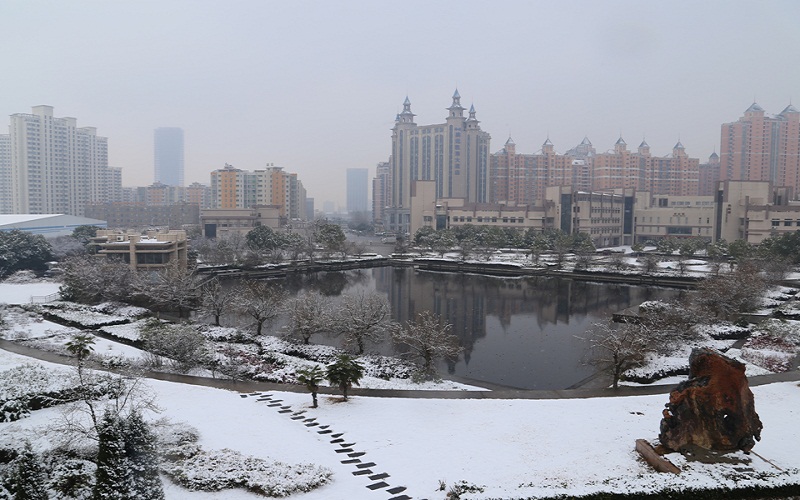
[0,134,11,214]
[305,198,315,221]
[209,163,306,221]
[372,161,391,226]
[720,103,800,195]
[0,214,107,237]
[697,152,721,196]
[387,91,491,235]
[92,229,188,270]
[346,168,369,214]
[84,202,200,230]
[154,127,184,186]
[200,206,281,238]
[7,106,120,216]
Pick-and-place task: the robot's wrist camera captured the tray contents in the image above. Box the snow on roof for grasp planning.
[0,214,64,225]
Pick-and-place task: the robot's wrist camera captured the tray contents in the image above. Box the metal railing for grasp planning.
[29,292,60,304]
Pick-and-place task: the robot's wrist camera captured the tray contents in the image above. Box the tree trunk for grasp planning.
[311,391,318,408]
[341,383,348,401]
[214,314,221,326]
[256,320,264,336]
[357,338,365,355]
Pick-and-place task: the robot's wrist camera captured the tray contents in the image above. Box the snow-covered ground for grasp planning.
[0,281,61,305]
[1,348,798,499]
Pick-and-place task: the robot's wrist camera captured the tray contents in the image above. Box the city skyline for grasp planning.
[2,1,799,207]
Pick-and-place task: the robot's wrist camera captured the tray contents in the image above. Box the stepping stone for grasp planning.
[348,451,365,458]
[340,442,356,448]
[250,392,264,396]
[293,410,306,414]
[305,422,319,427]
[303,417,316,422]
[369,472,389,480]
[340,458,361,464]
[367,481,389,490]
[389,495,412,500]
[318,425,329,429]
[387,486,407,494]
[278,409,292,414]
[280,406,291,410]
[335,448,354,453]
[331,433,343,438]
[317,429,332,434]
[270,399,283,403]
[239,394,249,398]
[356,462,376,469]
[267,403,281,407]
[330,438,344,444]
[291,416,304,420]
[352,469,372,476]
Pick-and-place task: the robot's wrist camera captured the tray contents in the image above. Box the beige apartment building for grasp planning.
[721,103,800,193]
[209,163,307,221]
[200,206,282,239]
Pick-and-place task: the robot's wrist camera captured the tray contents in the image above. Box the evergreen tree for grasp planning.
[10,442,48,500]
[93,411,131,500]
[296,366,326,408]
[326,355,364,401]
[123,412,164,500]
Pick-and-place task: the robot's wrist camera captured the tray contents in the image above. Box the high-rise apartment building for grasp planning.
[7,105,119,216]
[372,161,391,226]
[209,163,307,222]
[698,152,721,196]
[387,91,491,234]
[346,168,369,214]
[0,134,11,214]
[154,127,184,186]
[490,136,700,204]
[720,103,800,194]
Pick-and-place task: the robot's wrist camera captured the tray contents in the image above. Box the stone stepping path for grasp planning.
[243,392,413,498]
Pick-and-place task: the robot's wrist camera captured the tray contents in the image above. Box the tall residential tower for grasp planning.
[8,105,118,216]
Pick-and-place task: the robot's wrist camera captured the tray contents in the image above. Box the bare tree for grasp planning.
[584,321,652,389]
[335,291,394,354]
[200,277,235,326]
[235,280,285,336]
[391,311,463,378]
[144,263,201,318]
[282,291,331,344]
[639,253,660,275]
[695,261,766,321]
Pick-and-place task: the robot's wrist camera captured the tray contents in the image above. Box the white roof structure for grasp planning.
[0,214,107,237]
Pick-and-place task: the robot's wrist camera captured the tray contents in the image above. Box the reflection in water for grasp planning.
[222,268,681,390]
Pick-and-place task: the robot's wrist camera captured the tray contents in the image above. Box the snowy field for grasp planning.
[0,282,61,305]
[1,348,798,499]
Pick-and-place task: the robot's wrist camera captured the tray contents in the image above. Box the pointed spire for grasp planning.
[505,136,515,146]
[615,136,627,146]
[448,88,464,112]
[709,151,719,159]
[453,88,461,99]
[639,138,649,148]
[543,137,553,146]
[780,103,799,115]
[674,140,685,149]
[398,96,415,124]
[745,102,764,113]
[580,136,592,146]
[403,96,411,106]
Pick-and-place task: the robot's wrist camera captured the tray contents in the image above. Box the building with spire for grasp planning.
[386,90,491,235]
[720,102,800,195]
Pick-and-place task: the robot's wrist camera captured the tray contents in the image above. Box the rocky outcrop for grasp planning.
[659,348,763,453]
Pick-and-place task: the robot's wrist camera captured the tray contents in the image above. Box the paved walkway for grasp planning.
[2,339,799,400]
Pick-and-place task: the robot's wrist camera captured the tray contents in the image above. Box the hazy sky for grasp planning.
[2,1,799,208]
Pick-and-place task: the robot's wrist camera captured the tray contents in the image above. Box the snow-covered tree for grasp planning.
[93,411,132,500]
[334,291,393,354]
[9,442,48,500]
[391,311,463,378]
[60,256,135,304]
[315,222,346,258]
[584,321,652,389]
[696,261,765,321]
[0,229,53,279]
[296,366,326,408]
[144,263,201,318]
[326,355,364,401]
[123,411,164,500]
[235,281,285,336]
[139,320,209,373]
[282,291,330,345]
[199,277,235,326]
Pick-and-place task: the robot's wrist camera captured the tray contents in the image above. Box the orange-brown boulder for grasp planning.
[659,348,763,453]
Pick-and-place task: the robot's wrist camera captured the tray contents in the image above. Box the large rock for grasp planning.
[659,348,763,453]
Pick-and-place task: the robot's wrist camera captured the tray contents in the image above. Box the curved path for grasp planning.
[3,339,799,400]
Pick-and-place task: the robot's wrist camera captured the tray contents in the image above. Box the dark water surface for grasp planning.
[228,267,682,390]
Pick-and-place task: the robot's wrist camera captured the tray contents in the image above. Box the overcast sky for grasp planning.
[2,0,799,209]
